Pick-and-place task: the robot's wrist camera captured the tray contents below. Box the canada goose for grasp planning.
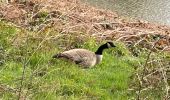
[52,42,116,68]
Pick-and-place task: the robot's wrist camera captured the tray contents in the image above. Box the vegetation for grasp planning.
[0,21,135,99]
[0,20,169,100]
[0,0,169,99]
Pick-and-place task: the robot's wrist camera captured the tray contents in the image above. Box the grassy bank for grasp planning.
[0,20,169,100]
[0,20,137,99]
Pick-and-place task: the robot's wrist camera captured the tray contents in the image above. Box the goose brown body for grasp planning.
[55,49,98,68]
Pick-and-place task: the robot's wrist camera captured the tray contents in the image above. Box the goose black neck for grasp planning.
[95,44,108,55]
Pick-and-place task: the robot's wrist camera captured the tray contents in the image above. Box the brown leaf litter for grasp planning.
[1,0,170,52]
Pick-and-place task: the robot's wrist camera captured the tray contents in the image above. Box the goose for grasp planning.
[52,42,116,68]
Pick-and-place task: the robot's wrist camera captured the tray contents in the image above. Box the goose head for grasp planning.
[95,41,116,55]
[106,41,116,48]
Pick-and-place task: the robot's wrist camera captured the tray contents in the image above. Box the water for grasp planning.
[82,0,170,25]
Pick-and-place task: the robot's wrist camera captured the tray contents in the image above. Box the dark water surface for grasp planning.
[82,0,170,25]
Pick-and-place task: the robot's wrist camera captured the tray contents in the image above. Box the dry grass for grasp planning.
[1,0,170,52]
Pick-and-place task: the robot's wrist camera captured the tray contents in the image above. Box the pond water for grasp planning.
[82,0,170,26]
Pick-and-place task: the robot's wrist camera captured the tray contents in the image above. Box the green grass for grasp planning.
[0,21,167,100]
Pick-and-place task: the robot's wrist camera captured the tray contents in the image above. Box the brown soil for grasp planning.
[1,0,170,51]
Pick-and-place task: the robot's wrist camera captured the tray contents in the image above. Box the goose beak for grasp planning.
[111,44,116,48]
[112,44,116,47]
